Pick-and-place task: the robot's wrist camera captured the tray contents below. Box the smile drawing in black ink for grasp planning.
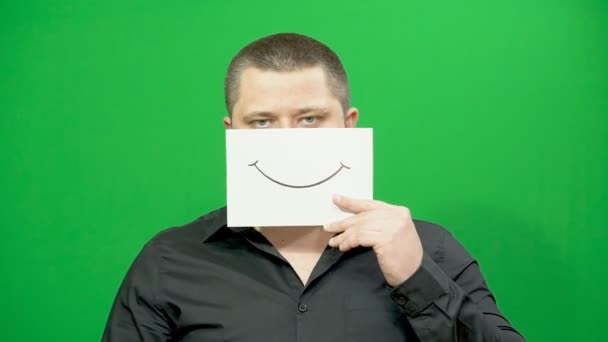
[248,160,351,189]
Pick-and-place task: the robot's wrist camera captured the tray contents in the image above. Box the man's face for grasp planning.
[224,66,358,129]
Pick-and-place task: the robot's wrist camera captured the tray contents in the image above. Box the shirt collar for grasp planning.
[199,206,253,242]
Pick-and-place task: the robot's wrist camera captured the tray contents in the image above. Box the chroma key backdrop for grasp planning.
[1,1,606,341]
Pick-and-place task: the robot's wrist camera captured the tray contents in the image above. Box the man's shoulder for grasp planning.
[149,206,227,245]
[412,218,450,242]
[412,219,468,265]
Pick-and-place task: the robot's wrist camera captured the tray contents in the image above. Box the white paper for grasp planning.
[226,128,373,227]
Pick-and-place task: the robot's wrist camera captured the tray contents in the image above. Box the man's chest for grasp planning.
[160,242,418,341]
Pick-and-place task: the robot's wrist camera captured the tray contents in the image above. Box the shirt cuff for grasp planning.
[388,252,450,316]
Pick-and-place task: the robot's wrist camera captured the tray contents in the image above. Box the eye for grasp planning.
[252,119,271,128]
[300,116,319,125]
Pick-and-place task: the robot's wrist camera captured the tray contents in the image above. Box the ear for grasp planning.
[223,116,232,129]
[344,107,359,128]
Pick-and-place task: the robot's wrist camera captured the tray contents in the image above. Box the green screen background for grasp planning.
[1,1,606,341]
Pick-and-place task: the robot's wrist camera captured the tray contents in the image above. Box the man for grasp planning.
[103,33,524,341]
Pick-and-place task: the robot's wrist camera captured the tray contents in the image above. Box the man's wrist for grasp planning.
[388,253,450,316]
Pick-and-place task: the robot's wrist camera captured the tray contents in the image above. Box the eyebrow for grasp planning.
[242,111,275,121]
[296,107,330,115]
[242,107,331,120]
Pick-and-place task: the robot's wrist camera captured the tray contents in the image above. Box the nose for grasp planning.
[275,118,295,129]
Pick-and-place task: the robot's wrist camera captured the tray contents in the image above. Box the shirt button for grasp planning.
[298,303,308,313]
[396,296,407,305]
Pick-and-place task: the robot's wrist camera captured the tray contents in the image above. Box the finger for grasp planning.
[338,230,381,252]
[338,231,358,251]
[333,194,385,214]
[323,211,372,233]
[328,228,354,248]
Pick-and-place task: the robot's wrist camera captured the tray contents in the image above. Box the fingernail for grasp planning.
[333,194,341,202]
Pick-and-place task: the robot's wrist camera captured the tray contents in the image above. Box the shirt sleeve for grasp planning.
[102,239,173,341]
[389,226,525,341]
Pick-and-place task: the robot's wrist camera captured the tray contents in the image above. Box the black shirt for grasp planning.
[102,207,524,341]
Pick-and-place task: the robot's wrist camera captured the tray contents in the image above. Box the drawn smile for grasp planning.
[248,160,351,189]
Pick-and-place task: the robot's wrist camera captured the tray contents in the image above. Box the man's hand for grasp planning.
[323,194,423,287]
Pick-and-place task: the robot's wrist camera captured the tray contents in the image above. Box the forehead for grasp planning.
[234,66,338,115]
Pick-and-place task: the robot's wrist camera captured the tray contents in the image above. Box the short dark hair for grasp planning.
[224,33,350,115]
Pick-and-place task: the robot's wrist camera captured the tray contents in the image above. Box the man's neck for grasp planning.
[255,226,333,253]
[255,226,334,285]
